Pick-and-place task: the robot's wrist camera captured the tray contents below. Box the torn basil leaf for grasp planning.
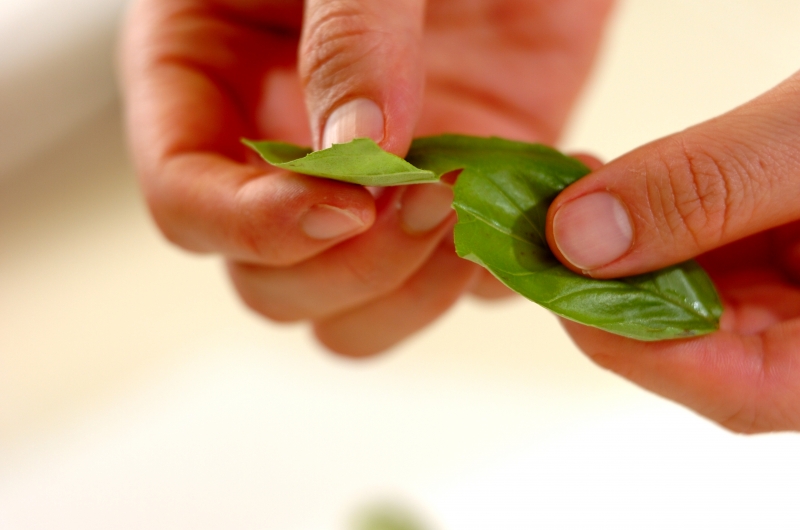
[243,138,437,186]
[244,135,723,341]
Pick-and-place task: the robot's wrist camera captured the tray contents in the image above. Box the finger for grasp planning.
[122,0,375,266]
[562,317,800,433]
[299,0,427,153]
[314,238,479,357]
[154,156,378,266]
[469,270,516,300]
[569,152,604,172]
[773,219,800,284]
[227,182,456,321]
[547,71,800,278]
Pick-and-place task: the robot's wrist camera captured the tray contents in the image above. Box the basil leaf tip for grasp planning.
[244,134,723,341]
[243,137,438,186]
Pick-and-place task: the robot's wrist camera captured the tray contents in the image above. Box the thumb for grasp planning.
[547,71,800,278]
[299,0,426,155]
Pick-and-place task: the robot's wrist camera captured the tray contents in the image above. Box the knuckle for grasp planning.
[232,178,303,267]
[405,255,473,313]
[233,207,285,266]
[148,202,186,249]
[648,136,754,250]
[227,263,303,323]
[313,323,380,358]
[719,358,800,434]
[142,176,201,252]
[339,251,404,295]
[717,401,765,434]
[340,239,422,296]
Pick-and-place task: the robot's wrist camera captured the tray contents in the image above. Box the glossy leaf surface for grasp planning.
[408,135,722,340]
[243,138,437,185]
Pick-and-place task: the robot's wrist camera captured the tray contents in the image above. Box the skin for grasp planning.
[121,0,613,356]
[124,0,800,433]
[547,73,800,433]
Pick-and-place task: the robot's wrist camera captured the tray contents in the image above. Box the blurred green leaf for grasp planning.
[353,505,428,530]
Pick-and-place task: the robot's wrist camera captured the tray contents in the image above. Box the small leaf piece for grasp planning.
[407,135,722,341]
[243,138,438,186]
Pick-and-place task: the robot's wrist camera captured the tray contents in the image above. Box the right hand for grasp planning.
[121,0,614,356]
[547,69,800,433]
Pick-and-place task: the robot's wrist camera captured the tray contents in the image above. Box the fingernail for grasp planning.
[301,204,365,240]
[553,191,633,270]
[321,98,385,149]
[399,183,454,234]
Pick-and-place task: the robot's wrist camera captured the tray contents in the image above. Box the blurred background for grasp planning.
[1,0,800,528]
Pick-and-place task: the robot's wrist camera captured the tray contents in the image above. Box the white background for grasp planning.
[2,1,800,528]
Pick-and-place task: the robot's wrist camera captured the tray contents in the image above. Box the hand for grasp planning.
[546,70,800,433]
[121,0,613,356]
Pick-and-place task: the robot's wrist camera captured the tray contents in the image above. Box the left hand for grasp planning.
[546,70,800,433]
[122,0,614,356]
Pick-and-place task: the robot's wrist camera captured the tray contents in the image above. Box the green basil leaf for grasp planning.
[242,134,723,341]
[407,134,722,341]
[242,138,438,186]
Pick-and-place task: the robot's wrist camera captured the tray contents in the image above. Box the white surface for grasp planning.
[430,406,800,530]
[2,1,800,529]
[0,339,631,529]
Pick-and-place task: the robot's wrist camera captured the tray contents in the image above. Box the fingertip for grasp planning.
[554,72,800,280]
[314,89,418,157]
[398,182,455,235]
[300,204,368,240]
[547,190,634,274]
[234,170,377,264]
[300,0,425,156]
[320,98,385,150]
[313,322,387,359]
[149,152,378,266]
